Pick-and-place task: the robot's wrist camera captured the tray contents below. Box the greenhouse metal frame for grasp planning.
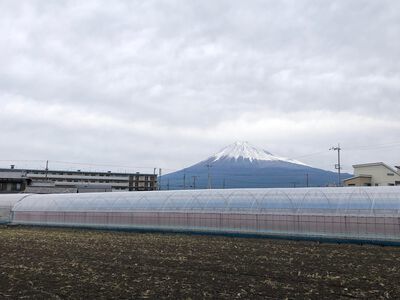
[1,187,400,244]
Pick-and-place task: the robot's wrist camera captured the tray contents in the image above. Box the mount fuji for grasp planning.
[161,141,352,189]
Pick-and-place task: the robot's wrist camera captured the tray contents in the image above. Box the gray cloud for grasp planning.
[0,0,399,173]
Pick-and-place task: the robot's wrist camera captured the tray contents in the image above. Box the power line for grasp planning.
[2,140,399,177]
[291,150,330,159]
[0,159,177,171]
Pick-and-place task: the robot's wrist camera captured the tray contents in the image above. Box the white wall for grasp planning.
[354,165,400,186]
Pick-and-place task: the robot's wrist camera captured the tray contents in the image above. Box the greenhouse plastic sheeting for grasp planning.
[5,187,400,243]
[11,187,400,215]
[0,194,30,223]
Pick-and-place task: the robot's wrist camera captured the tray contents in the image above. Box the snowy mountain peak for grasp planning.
[210,141,307,165]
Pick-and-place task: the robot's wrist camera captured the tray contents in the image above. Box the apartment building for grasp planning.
[0,167,157,194]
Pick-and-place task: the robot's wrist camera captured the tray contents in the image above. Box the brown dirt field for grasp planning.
[0,226,400,299]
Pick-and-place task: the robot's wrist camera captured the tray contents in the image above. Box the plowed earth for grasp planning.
[0,226,400,299]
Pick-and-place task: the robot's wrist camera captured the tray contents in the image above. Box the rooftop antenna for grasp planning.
[329,144,342,187]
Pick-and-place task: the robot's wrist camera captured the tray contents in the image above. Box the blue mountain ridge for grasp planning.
[160,142,352,190]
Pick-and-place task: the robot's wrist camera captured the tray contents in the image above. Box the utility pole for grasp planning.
[167,179,170,190]
[206,164,212,189]
[330,144,342,187]
[45,160,49,180]
[306,173,309,188]
[158,168,162,190]
[183,169,186,190]
[223,178,226,189]
[192,176,198,190]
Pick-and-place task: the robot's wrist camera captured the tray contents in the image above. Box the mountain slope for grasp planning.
[161,141,352,189]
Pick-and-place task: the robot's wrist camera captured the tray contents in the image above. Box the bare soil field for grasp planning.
[0,226,399,299]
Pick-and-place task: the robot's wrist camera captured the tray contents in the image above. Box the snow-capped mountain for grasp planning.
[161,141,351,189]
[209,141,307,165]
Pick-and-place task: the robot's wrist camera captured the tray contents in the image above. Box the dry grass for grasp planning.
[1,226,400,299]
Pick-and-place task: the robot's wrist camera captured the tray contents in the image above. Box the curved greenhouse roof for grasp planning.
[0,194,30,207]
[11,187,400,216]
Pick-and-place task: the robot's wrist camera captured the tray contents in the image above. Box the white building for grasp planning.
[0,167,157,194]
[343,162,400,186]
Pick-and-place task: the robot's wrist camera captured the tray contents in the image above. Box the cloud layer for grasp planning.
[1,0,399,173]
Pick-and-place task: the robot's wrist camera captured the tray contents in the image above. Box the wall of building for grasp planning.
[0,168,158,193]
[0,171,27,193]
[344,176,372,187]
[354,165,400,186]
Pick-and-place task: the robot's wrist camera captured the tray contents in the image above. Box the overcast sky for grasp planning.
[0,0,399,174]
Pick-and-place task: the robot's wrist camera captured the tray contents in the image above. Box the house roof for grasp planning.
[343,175,372,182]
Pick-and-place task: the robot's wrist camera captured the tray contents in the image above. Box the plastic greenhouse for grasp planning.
[2,187,400,244]
[0,194,30,223]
